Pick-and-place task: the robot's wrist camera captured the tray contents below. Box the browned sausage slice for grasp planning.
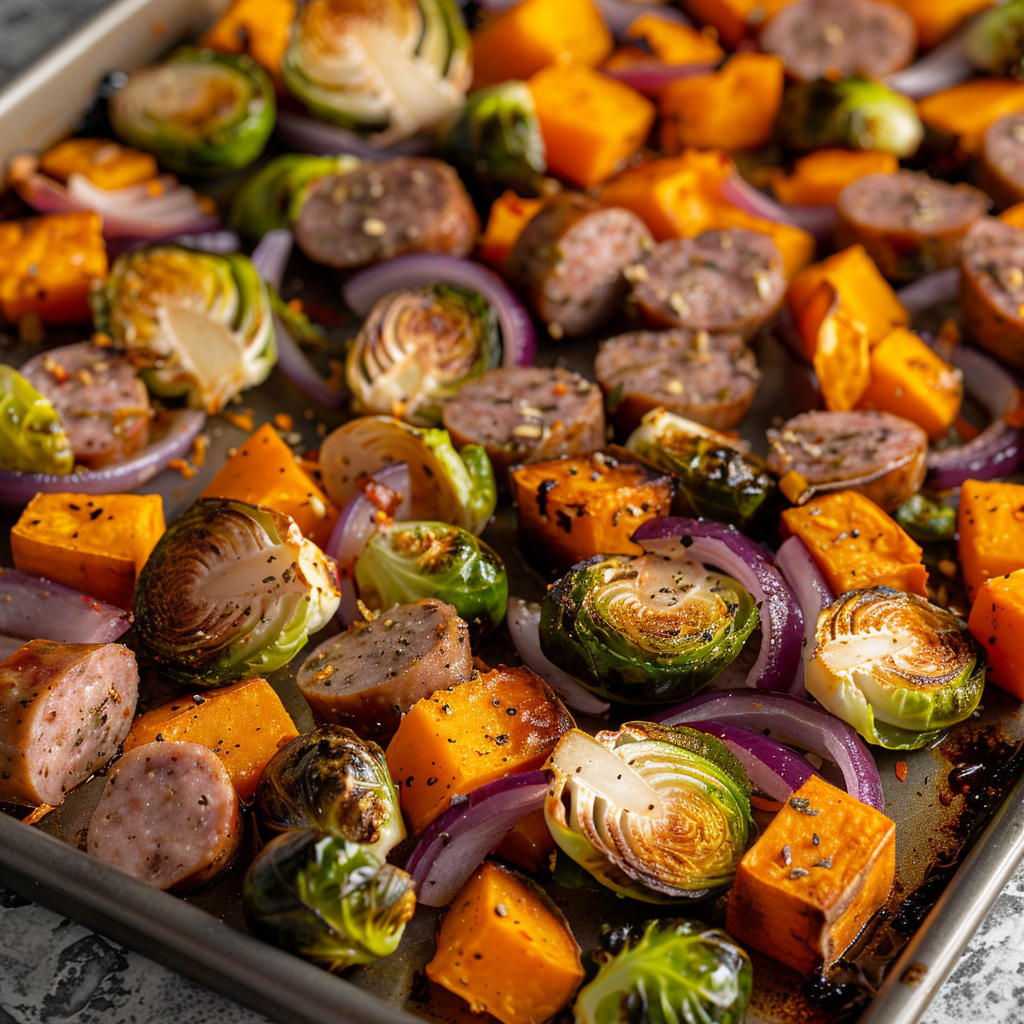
[296,599,473,743]
[87,740,242,892]
[442,366,606,487]
[505,195,653,338]
[759,0,917,83]
[20,342,151,470]
[0,640,139,807]
[979,113,1024,211]
[960,216,1024,370]
[294,157,479,270]
[631,229,786,339]
[594,329,760,434]
[766,409,928,512]
[836,171,989,281]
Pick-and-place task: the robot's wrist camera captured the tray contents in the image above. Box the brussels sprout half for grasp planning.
[0,365,73,475]
[134,498,341,686]
[805,586,985,749]
[109,47,275,176]
[966,0,1024,78]
[539,553,758,704]
[92,245,276,414]
[575,919,753,1024]
[243,829,416,973]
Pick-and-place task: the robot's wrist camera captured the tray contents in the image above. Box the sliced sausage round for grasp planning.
[0,640,138,808]
[836,171,989,281]
[294,157,479,270]
[766,409,928,512]
[631,229,786,339]
[20,342,151,470]
[759,0,917,83]
[296,599,473,743]
[960,216,1024,370]
[87,740,242,892]
[442,365,606,487]
[978,113,1024,212]
[504,195,653,338]
[594,329,760,434]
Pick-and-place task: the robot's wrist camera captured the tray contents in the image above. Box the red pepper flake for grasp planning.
[222,409,255,432]
[274,412,294,432]
[895,761,908,783]
[552,382,569,396]
[192,434,209,469]
[168,457,197,480]
[80,595,103,612]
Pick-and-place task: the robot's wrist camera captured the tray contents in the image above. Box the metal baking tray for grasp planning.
[3,3,1024,1022]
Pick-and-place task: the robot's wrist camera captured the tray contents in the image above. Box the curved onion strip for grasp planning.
[274,107,433,159]
[327,463,412,627]
[107,229,243,259]
[250,228,293,291]
[896,267,960,317]
[884,20,976,99]
[775,535,834,697]
[406,770,551,907]
[718,173,837,243]
[0,568,133,643]
[632,517,804,693]
[655,690,885,811]
[507,597,611,715]
[602,61,716,96]
[0,408,206,511]
[343,254,537,368]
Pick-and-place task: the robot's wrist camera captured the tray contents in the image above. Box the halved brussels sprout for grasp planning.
[0,365,73,475]
[282,0,472,145]
[966,0,1024,78]
[805,586,985,750]
[92,245,276,414]
[109,47,275,176]
[346,284,501,426]
[778,78,924,157]
[892,493,957,545]
[354,520,507,638]
[539,552,758,704]
[134,498,341,686]
[255,725,405,858]
[243,828,416,972]
[575,919,753,1024]
[545,724,752,903]
[626,409,776,531]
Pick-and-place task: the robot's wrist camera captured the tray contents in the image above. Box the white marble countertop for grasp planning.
[1,1,1023,1022]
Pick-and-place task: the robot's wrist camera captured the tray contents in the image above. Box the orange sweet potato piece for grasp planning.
[124,677,299,801]
[726,775,894,976]
[528,63,655,188]
[40,139,158,191]
[492,808,556,874]
[810,284,871,412]
[426,861,583,1024]
[780,491,928,597]
[1001,202,1024,229]
[11,493,165,609]
[682,0,798,49]
[386,666,572,835]
[626,15,724,65]
[918,79,1024,155]
[887,0,995,50]
[957,479,1024,601]
[659,53,785,154]
[199,0,296,90]
[770,149,899,207]
[968,569,1024,699]
[511,446,675,569]
[477,192,547,267]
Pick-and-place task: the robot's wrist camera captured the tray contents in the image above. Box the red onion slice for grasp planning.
[896,267,961,317]
[274,108,432,159]
[507,598,611,716]
[719,173,837,244]
[406,770,551,907]
[603,61,717,96]
[884,20,976,99]
[0,568,133,644]
[343,254,537,369]
[0,408,206,511]
[632,517,804,694]
[655,690,885,811]
[775,536,834,698]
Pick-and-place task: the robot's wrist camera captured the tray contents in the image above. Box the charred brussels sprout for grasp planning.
[134,498,341,686]
[109,47,275,176]
[0,366,73,475]
[892,493,957,545]
[92,245,276,414]
[575,919,753,1024]
[545,725,752,903]
[244,829,416,972]
[539,552,757,704]
[282,0,472,145]
[345,284,501,426]
[966,0,1024,78]
[256,725,405,858]
[806,586,985,750]
[779,78,924,157]
[354,520,507,638]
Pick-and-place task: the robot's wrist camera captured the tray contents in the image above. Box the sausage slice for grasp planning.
[767,409,928,512]
[979,113,1024,211]
[87,740,242,892]
[0,640,138,807]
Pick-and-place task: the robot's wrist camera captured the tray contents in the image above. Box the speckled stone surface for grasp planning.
[0,2,1023,1023]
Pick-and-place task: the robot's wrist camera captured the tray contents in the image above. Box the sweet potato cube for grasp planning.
[625,15,724,65]
[11,493,165,609]
[386,666,572,835]
[40,139,158,191]
[492,807,556,874]
[968,570,1024,699]
[888,0,994,50]
[681,0,798,49]
[426,861,583,1024]
[770,149,899,208]
[918,79,1024,155]
[781,491,928,597]
[199,0,296,89]
[477,192,546,267]
[726,775,895,976]
[123,677,299,801]
[958,479,1024,602]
